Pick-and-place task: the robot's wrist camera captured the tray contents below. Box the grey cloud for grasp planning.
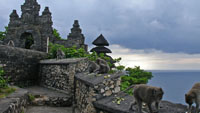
[1,0,200,53]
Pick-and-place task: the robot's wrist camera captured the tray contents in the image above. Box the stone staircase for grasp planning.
[25,86,75,113]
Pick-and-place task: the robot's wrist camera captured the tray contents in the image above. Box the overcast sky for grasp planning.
[1,0,200,70]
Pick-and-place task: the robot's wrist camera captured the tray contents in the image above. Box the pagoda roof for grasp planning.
[90,46,112,53]
[92,34,109,46]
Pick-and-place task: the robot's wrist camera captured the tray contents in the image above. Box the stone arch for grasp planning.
[16,27,42,51]
[20,32,34,49]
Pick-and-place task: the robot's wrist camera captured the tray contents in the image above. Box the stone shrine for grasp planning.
[90,34,112,54]
[3,0,88,52]
[4,0,55,52]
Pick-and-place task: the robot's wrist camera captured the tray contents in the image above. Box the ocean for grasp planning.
[147,70,200,105]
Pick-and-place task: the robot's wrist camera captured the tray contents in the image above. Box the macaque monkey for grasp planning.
[185,83,200,113]
[131,84,164,113]
[88,60,100,73]
[96,58,110,74]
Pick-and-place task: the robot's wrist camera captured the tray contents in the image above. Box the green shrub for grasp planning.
[53,28,62,40]
[0,87,16,98]
[48,43,87,59]
[28,94,35,101]
[116,65,125,71]
[0,26,7,41]
[120,66,153,94]
[0,67,8,88]
[48,43,117,68]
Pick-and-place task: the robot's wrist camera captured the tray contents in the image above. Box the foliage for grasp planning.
[0,26,8,41]
[48,43,115,66]
[0,67,15,98]
[0,87,16,98]
[25,35,34,49]
[28,94,35,101]
[0,67,8,88]
[53,28,62,40]
[116,65,125,71]
[120,66,153,94]
[112,97,125,105]
[48,43,87,59]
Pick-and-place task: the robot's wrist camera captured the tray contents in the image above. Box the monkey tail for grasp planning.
[116,84,136,97]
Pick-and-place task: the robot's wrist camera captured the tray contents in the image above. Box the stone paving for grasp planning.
[26,106,73,113]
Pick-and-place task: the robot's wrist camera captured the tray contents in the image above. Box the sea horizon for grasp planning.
[148,70,200,105]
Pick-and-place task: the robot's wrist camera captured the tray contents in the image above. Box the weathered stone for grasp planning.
[40,58,88,93]
[101,89,105,93]
[56,49,65,59]
[110,85,114,89]
[116,80,121,86]
[94,86,98,89]
[105,87,109,91]
[4,0,88,52]
[114,87,120,93]
[0,45,47,85]
[105,90,112,96]
[0,87,29,113]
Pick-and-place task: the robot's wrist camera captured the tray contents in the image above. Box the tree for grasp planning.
[0,26,8,41]
[53,28,62,40]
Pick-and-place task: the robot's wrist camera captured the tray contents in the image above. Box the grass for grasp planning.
[0,87,16,98]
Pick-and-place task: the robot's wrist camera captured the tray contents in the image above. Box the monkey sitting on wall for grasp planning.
[185,82,200,113]
[130,84,164,113]
[87,58,110,74]
[88,60,100,74]
[96,58,110,74]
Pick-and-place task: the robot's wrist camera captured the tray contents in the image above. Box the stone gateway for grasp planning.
[3,0,88,52]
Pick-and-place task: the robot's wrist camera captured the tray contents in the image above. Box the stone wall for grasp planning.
[39,58,89,94]
[75,72,123,113]
[75,79,97,113]
[0,45,47,86]
[0,87,29,113]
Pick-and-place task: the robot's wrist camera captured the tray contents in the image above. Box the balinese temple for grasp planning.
[90,34,112,55]
[90,34,116,66]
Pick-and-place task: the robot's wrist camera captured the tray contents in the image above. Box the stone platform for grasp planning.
[0,87,29,113]
[94,93,188,113]
[26,106,77,113]
[25,86,72,107]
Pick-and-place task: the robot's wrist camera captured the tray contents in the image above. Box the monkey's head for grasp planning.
[185,93,195,106]
[152,87,164,101]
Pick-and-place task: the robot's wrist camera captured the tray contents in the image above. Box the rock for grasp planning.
[105,90,112,96]
[101,89,105,93]
[94,86,98,89]
[114,87,120,93]
[110,85,114,89]
[105,87,109,91]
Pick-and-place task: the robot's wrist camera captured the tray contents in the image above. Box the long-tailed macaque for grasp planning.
[185,83,200,113]
[131,84,164,113]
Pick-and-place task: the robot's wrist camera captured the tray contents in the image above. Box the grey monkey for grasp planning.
[96,58,110,74]
[185,82,200,113]
[131,84,164,113]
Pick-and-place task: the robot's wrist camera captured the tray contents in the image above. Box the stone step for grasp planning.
[25,86,72,107]
[25,106,78,113]
[94,93,188,113]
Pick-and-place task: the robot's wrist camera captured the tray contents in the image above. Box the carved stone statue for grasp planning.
[56,49,65,59]
[7,40,15,47]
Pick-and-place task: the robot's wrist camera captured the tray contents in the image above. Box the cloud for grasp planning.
[0,0,200,54]
[108,44,200,70]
